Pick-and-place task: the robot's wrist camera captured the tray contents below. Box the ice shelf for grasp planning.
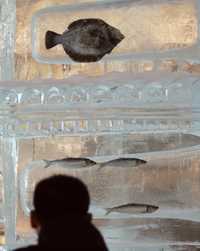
[32,0,200,64]
[0,71,197,138]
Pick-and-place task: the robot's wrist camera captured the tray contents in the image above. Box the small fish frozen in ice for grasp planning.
[98,158,147,169]
[45,18,125,62]
[44,157,96,169]
[105,203,158,215]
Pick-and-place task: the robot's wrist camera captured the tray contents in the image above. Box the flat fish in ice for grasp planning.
[105,203,158,215]
[44,157,96,169]
[45,18,125,62]
[98,158,146,169]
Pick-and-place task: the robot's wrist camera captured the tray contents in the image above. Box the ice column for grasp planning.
[0,0,16,80]
[1,137,18,248]
[0,0,17,247]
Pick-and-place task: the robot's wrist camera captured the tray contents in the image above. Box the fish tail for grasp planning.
[105,208,112,215]
[86,159,97,167]
[97,159,114,170]
[97,163,106,170]
[44,160,51,168]
[45,30,62,49]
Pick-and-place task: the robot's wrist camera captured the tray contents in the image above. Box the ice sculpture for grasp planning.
[1,0,200,250]
[0,71,195,137]
[0,71,200,250]
[18,153,200,246]
[32,0,199,64]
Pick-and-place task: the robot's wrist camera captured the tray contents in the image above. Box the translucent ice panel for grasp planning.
[101,218,200,250]
[1,71,199,248]
[0,71,195,137]
[32,0,198,64]
[20,154,200,215]
[0,0,15,80]
[16,145,200,244]
[22,134,200,159]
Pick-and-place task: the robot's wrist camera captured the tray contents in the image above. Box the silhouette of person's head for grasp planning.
[17,175,109,251]
[31,175,90,228]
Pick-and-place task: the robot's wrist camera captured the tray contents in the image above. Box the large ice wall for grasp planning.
[0,71,199,250]
[1,0,200,251]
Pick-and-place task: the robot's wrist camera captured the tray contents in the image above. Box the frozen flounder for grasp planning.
[98,158,147,169]
[105,203,159,215]
[44,157,96,169]
[45,18,125,62]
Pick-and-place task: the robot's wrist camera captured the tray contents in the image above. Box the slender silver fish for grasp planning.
[44,157,96,169]
[45,18,124,62]
[105,203,159,215]
[98,158,147,169]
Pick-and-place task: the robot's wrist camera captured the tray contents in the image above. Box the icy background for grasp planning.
[1,0,200,251]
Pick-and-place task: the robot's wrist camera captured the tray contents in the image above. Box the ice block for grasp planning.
[0,71,196,137]
[0,71,199,250]
[32,0,199,64]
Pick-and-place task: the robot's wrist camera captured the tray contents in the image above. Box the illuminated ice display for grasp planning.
[0,72,199,251]
[1,0,200,251]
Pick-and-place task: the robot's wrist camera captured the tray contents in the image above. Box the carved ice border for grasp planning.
[0,73,195,137]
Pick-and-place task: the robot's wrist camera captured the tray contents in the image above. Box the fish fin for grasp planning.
[68,19,85,30]
[45,30,61,49]
[68,18,105,30]
[146,205,159,213]
[63,46,103,62]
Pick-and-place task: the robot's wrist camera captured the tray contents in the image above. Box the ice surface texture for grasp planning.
[0,71,197,137]
[32,0,199,64]
[2,0,200,249]
[19,153,200,216]
[0,0,15,80]
[15,142,200,249]
[0,71,200,249]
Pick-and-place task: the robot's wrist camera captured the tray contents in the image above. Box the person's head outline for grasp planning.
[30,175,90,229]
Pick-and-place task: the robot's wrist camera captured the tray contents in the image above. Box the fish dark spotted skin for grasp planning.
[45,18,125,62]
